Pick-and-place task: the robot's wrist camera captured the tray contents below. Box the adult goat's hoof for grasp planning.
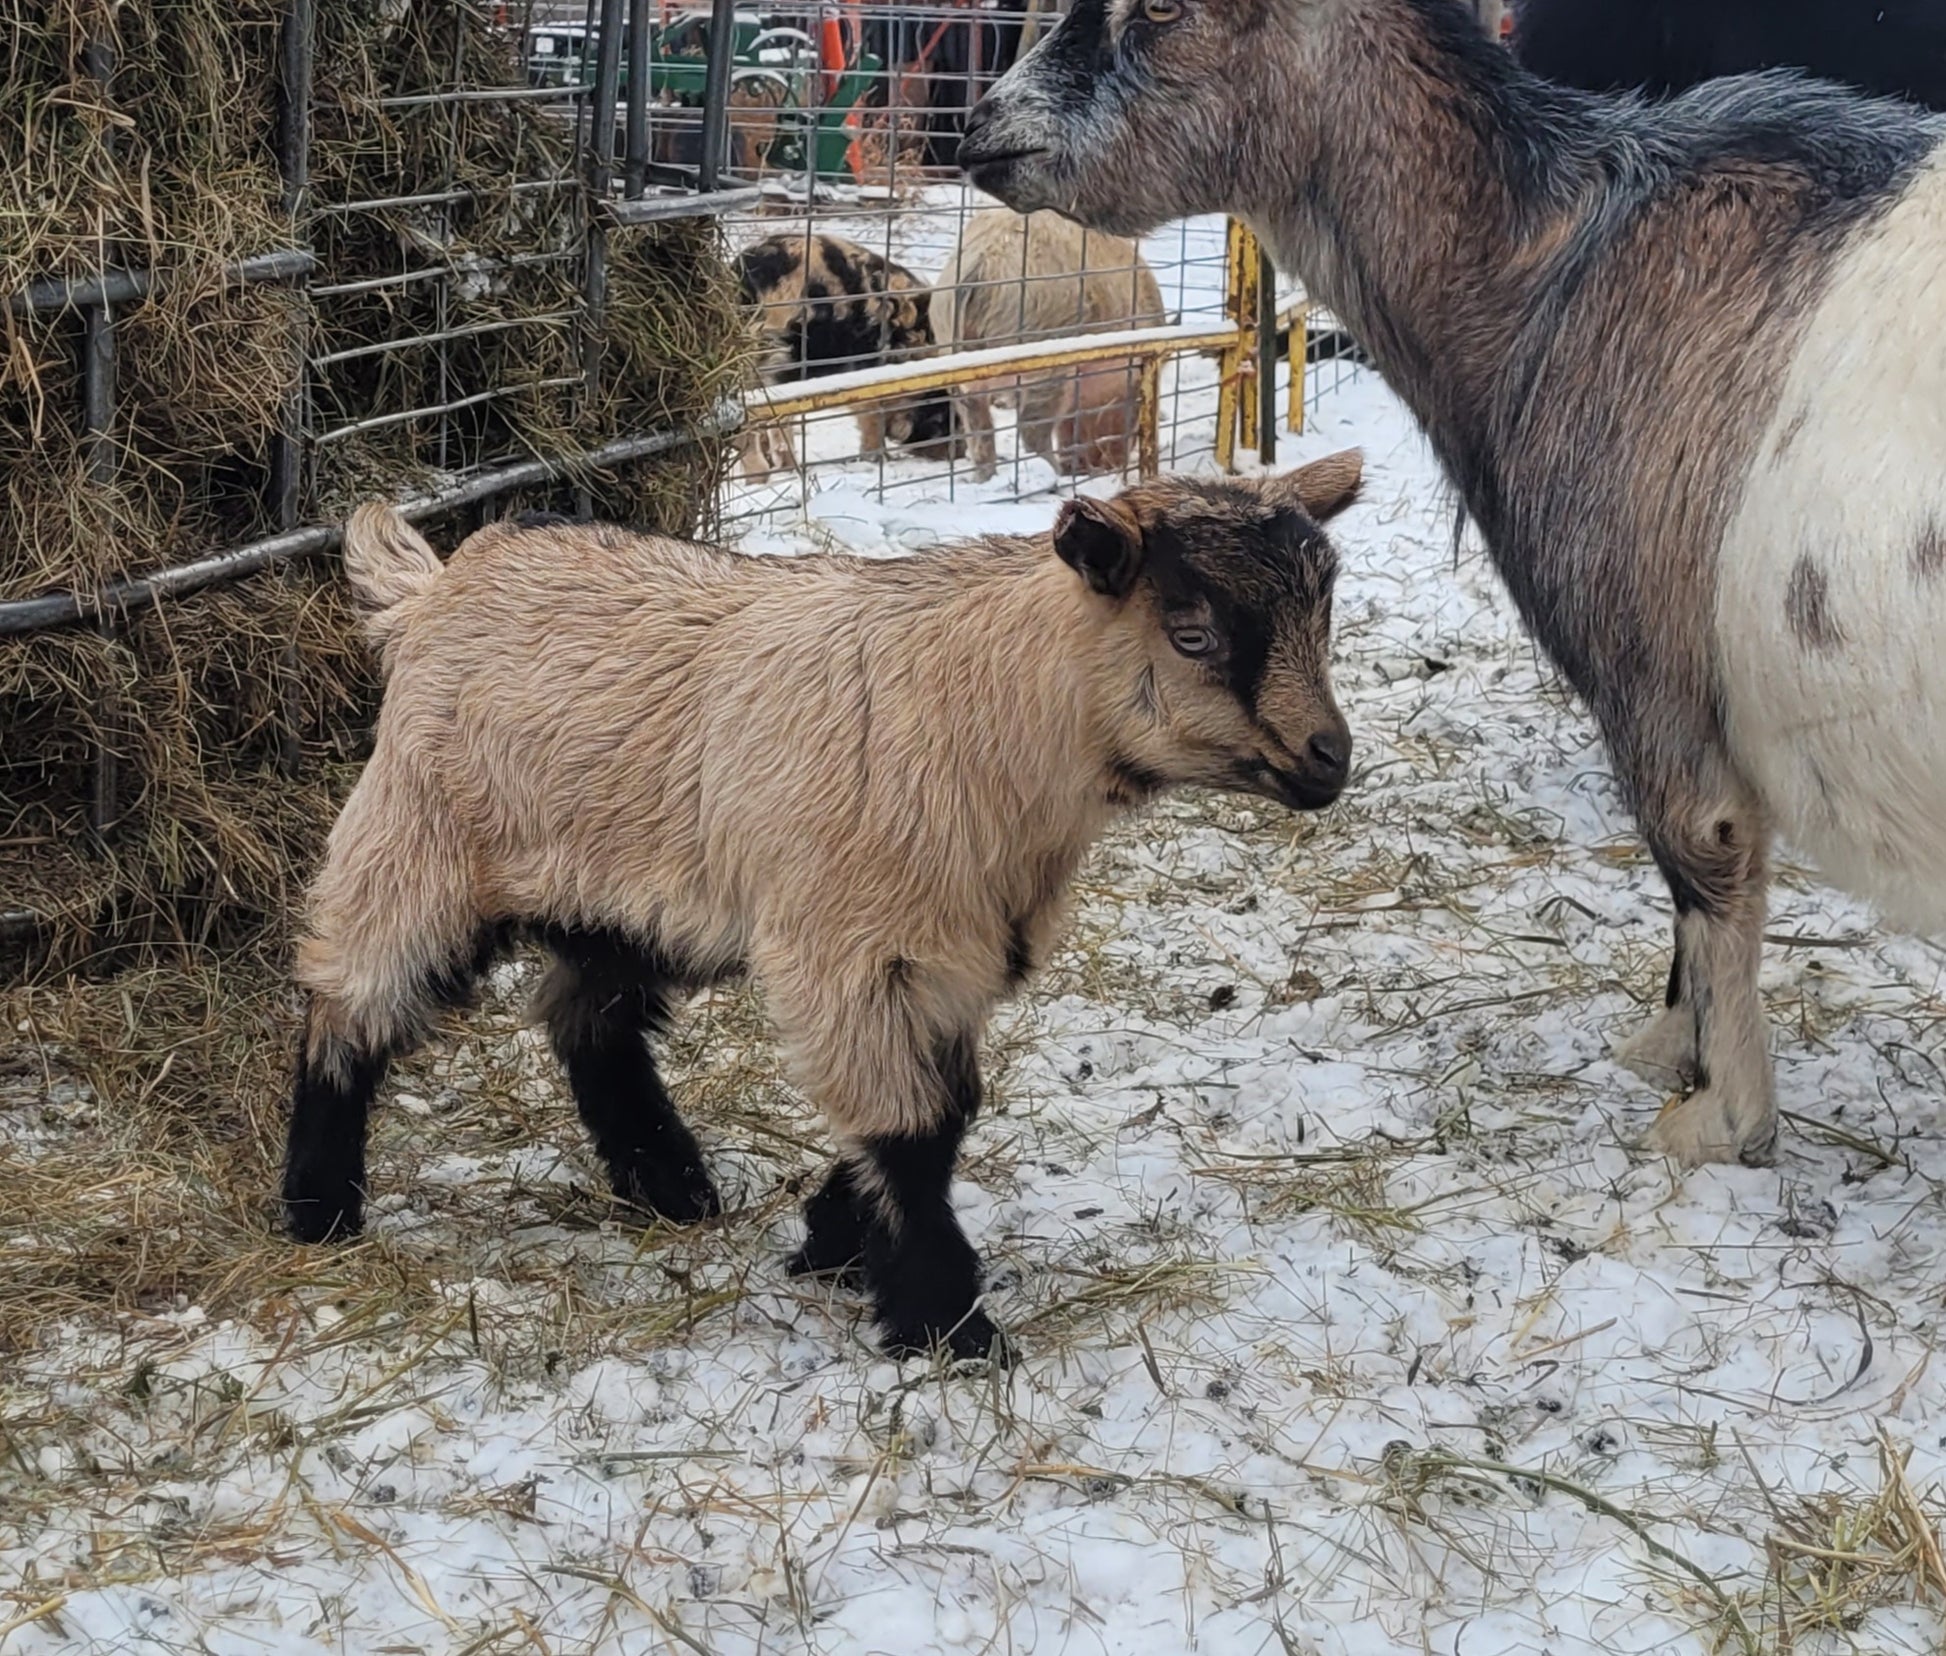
[1613,1006,1698,1088]
[1646,1088,1778,1168]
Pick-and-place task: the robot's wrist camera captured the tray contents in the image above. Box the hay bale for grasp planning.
[1,0,752,1247]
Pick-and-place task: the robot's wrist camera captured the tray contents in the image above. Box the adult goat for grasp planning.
[961,0,1946,1167]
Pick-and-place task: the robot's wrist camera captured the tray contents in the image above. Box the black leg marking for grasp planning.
[786,1159,873,1288]
[1664,930,1683,1010]
[283,1034,388,1244]
[1004,918,1033,989]
[541,928,721,1225]
[859,1033,1001,1361]
[281,927,511,1244]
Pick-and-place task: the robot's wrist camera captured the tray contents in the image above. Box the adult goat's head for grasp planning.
[958,0,1314,236]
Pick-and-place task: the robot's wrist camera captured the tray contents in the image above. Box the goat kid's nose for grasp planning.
[1306,728,1351,778]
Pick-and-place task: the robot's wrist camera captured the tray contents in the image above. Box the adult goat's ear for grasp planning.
[1053,495,1144,597]
[1260,448,1364,522]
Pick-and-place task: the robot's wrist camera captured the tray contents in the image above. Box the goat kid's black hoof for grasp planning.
[613,1166,723,1226]
[284,1194,362,1244]
[878,1306,1011,1366]
[784,1242,870,1291]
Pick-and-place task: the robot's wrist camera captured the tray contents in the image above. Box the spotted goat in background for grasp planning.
[733,232,961,475]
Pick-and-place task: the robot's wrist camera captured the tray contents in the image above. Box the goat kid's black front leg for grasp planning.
[856,1034,1001,1362]
[787,1157,873,1289]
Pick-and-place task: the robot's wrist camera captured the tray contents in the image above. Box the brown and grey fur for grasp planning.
[961,0,1946,1167]
[931,208,1168,480]
[733,232,961,476]
[284,453,1364,1360]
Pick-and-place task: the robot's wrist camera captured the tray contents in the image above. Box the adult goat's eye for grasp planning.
[1170,626,1216,658]
[1143,0,1184,22]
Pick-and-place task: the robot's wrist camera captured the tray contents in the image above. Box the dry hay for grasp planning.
[2,0,752,1352]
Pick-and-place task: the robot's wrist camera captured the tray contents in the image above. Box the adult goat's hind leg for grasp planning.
[1613,925,1699,1086]
[1640,783,1776,1167]
[537,928,720,1224]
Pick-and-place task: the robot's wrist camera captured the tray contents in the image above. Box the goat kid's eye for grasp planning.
[1170,626,1217,659]
[1143,0,1184,22]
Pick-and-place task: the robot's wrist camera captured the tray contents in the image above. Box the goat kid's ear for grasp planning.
[1053,495,1145,598]
[1261,448,1364,522]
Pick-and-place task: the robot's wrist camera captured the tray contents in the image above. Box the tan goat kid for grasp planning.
[284,453,1363,1360]
[932,208,1167,482]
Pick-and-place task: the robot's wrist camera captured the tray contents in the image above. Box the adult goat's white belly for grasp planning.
[1716,146,1946,932]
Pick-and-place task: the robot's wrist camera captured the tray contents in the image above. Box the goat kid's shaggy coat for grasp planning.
[963,0,1946,1169]
[285,453,1364,1359]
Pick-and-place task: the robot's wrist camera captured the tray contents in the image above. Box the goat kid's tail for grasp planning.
[343,503,442,653]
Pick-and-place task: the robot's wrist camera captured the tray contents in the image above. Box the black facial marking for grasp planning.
[1141,496,1337,712]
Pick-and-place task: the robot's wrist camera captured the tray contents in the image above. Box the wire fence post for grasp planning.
[582,0,626,396]
[624,0,650,199]
[698,0,737,192]
[1215,216,1258,473]
[1256,247,1277,467]
[1287,299,1310,436]
[1136,355,1162,480]
[82,34,124,848]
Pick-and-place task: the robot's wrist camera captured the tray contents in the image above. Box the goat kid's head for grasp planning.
[1059,449,1361,810]
[959,0,1309,236]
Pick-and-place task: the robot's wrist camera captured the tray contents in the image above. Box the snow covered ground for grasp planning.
[6,222,1946,1656]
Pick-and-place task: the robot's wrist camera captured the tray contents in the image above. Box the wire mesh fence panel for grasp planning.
[1,0,749,958]
[530,0,1389,549]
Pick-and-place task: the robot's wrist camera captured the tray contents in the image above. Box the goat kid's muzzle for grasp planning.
[1246,728,1351,811]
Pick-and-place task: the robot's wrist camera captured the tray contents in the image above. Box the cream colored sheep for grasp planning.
[932,208,1167,481]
